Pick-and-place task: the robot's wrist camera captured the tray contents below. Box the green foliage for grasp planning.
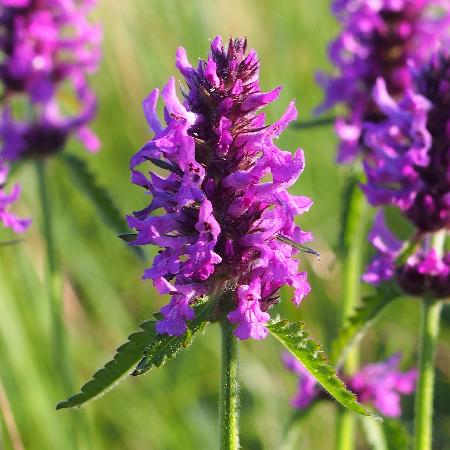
[56,320,157,409]
[132,300,214,376]
[331,284,402,366]
[60,154,144,259]
[383,419,411,450]
[267,320,380,419]
[61,154,124,232]
[57,301,213,409]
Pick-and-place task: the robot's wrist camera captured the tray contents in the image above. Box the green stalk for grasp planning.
[219,319,239,450]
[335,179,367,450]
[36,161,88,450]
[414,299,442,450]
[413,230,446,450]
[35,160,71,386]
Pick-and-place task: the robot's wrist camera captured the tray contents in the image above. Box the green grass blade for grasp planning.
[267,320,380,419]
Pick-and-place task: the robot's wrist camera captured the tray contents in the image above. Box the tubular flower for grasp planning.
[316,0,450,163]
[0,161,30,232]
[128,37,312,340]
[283,352,417,417]
[0,0,101,158]
[363,212,450,298]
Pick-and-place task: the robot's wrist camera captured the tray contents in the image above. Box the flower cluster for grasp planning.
[0,0,101,161]
[128,37,312,340]
[0,161,30,232]
[316,0,450,163]
[363,213,450,297]
[362,52,450,297]
[283,352,417,417]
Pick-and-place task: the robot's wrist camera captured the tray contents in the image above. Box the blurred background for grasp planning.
[0,0,449,449]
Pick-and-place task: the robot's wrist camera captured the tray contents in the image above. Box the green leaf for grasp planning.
[60,154,144,259]
[56,301,213,409]
[118,233,138,243]
[132,300,214,376]
[331,284,401,366]
[267,320,380,419]
[56,320,157,409]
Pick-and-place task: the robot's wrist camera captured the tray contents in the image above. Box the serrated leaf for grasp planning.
[57,302,213,409]
[267,320,380,419]
[132,300,214,376]
[56,320,157,409]
[60,154,144,259]
[331,284,401,366]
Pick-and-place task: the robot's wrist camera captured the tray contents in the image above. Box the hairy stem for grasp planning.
[414,230,445,450]
[219,319,239,450]
[335,180,367,450]
[414,299,442,450]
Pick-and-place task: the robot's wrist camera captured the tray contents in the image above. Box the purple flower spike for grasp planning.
[129,37,312,339]
[317,0,450,162]
[363,211,450,298]
[362,52,450,297]
[0,161,30,232]
[0,0,102,159]
[284,353,417,417]
[350,354,417,418]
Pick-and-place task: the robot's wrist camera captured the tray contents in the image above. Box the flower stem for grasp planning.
[35,160,72,387]
[36,160,88,449]
[335,178,367,450]
[414,299,442,450]
[219,319,239,450]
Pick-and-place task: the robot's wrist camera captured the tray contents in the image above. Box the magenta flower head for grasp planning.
[363,212,450,298]
[363,52,450,233]
[0,0,101,159]
[316,0,450,163]
[283,352,417,418]
[349,353,417,417]
[362,51,450,297]
[128,37,313,340]
[0,161,30,232]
